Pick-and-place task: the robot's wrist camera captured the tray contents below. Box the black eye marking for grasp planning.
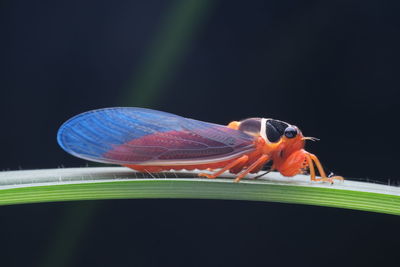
[268,120,288,134]
[284,126,297,138]
[266,119,289,143]
[266,122,281,142]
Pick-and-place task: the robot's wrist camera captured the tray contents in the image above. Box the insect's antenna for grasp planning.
[302,136,320,142]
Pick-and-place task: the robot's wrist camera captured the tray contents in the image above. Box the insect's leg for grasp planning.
[234,155,269,183]
[253,170,271,179]
[253,161,276,179]
[305,154,317,180]
[309,153,344,182]
[305,153,344,183]
[199,155,249,179]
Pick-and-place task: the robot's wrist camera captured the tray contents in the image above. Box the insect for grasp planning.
[57,107,343,183]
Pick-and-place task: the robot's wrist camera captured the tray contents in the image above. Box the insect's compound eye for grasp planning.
[284,126,297,139]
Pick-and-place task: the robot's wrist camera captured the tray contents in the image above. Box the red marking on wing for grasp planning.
[104,129,255,164]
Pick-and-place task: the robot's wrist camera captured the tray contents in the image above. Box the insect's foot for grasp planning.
[198,173,216,179]
[315,176,344,184]
[330,175,344,183]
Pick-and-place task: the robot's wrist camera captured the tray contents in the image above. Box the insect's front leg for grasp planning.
[199,155,249,179]
[305,153,344,184]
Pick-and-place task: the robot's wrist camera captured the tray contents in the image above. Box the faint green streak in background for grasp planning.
[41,202,98,267]
[122,0,214,106]
[42,1,214,267]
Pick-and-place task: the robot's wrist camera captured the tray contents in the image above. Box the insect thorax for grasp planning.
[238,117,293,143]
[238,118,262,136]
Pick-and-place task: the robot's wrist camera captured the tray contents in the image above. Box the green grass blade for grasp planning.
[0,167,399,215]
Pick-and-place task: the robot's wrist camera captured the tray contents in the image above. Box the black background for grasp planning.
[1,0,399,266]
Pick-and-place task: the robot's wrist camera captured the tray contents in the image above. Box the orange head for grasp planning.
[266,122,321,177]
[237,118,314,177]
[235,117,341,182]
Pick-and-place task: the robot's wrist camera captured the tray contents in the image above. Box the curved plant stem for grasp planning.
[0,167,399,215]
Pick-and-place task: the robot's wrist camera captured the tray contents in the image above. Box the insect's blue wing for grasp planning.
[57,107,256,165]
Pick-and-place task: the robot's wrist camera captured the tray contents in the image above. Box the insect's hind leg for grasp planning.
[234,155,269,182]
[199,155,249,179]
